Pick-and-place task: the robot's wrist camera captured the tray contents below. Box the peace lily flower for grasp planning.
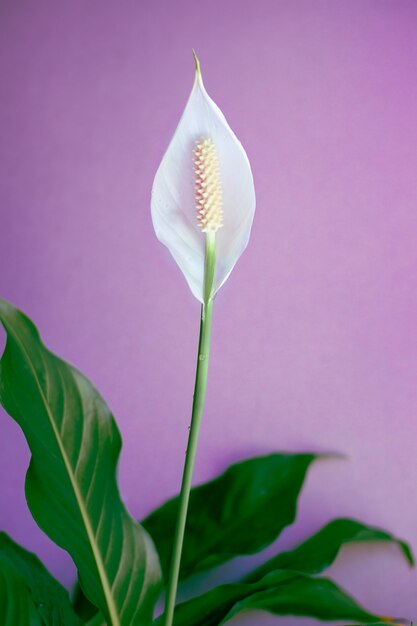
[151,52,256,302]
[152,53,255,626]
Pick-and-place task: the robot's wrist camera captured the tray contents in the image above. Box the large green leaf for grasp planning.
[0,299,162,626]
[143,453,317,580]
[0,532,80,625]
[154,570,385,626]
[0,554,43,626]
[220,573,386,625]
[244,518,414,582]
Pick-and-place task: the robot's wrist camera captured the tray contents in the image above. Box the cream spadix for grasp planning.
[194,137,224,233]
[151,53,256,302]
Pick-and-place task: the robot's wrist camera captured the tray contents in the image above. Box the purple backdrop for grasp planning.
[1,1,417,623]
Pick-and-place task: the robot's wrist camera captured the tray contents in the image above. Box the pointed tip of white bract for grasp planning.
[192,49,202,80]
[151,59,256,303]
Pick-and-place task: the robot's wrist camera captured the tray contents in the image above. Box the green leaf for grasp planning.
[220,573,385,625]
[0,532,80,625]
[0,299,162,626]
[73,579,100,621]
[143,453,317,580]
[154,570,384,626]
[0,554,43,626]
[86,613,107,626]
[244,518,414,582]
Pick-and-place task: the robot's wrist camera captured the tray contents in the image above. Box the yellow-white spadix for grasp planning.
[151,53,256,302]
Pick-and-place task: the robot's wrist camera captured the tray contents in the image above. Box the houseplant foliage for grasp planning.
[0,299,161,626]
[0,55,414,625]
[0,299,413,625]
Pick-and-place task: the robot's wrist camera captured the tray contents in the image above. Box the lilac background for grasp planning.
[1,1,417,623]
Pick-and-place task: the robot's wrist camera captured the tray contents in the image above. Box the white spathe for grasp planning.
[151,55,256,303]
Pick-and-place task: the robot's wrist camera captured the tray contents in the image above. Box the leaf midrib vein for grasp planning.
[10,329,120,626]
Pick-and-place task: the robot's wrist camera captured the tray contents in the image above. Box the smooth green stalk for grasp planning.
[163,232,216,626]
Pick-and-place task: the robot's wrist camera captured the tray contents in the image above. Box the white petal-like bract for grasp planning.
[151,55,256,302]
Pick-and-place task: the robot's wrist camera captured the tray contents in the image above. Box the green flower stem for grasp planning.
[163,232,216,626]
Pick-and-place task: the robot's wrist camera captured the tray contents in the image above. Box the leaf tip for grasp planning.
[399,539,415,568]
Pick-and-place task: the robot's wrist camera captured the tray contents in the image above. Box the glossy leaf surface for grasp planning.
[143,453,317,580]
[0,299,162,626]
[154,570,382,626]
[0,532,80,625]
[244,517,414,582]
[220,573,383,625]
[0,554,43,626]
